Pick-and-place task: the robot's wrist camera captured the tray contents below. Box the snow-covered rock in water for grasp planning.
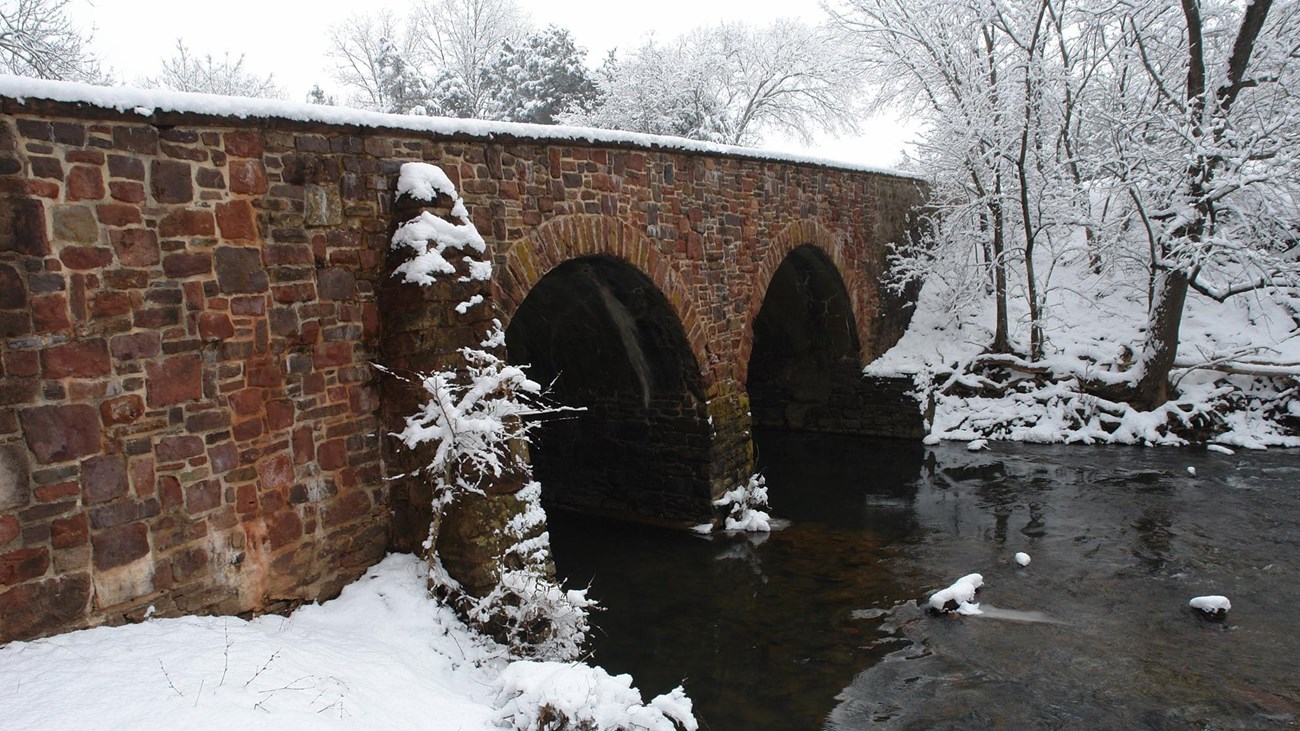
[1187,466,1197,476]
[928,572,984,614]
[714,474,772,532]
[1189,595,1231,618]
[966,438,988,451]
[1014,552,1031,567]
[1207,444,1235,455]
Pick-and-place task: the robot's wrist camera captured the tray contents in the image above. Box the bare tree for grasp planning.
[142,39,282,99]
[414,0,530,118]
[327,9,423,112]
[569,19,862,146]
[833,0,1300,408]
[0,0,107,82]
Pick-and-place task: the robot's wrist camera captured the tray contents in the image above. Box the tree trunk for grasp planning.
[1131,269,1189,409]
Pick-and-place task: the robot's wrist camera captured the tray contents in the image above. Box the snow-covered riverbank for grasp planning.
[0,554,695,730]
[868,256,1300,449]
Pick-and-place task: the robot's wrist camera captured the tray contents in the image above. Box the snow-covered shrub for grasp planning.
[713,473,772,532]
[387,161,592,661]
[495,661,698,731]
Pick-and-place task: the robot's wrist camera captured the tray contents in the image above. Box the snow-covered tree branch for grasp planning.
[0,0,107,82]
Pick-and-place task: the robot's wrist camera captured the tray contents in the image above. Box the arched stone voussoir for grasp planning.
[738,220,872,384]
[493,214,712,384]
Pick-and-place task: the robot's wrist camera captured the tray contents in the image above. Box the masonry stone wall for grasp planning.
[1,94,924,643]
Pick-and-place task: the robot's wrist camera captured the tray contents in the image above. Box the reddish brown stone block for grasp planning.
[109,228,160,266]
[66,166,105,201]
[234,483,257,514]
[214,246,268,293]
[0,263,24,310]
[161,251,212,278]
[1,547,50,585]
[313,342,353,368]
[145,353,203,407]
[323,489,370,528]
[51,513,88,549]
[224,131,263,158]
[129,457,155,497]
[232,418,263,441]
[110,331,161,361]
[209,442,238,474]
[150,160,192,203]
[184,479,221,512]
[228,159,267,194]
[156,435,204,463]
[109,181,145,203]
[95,204,141,227]
[159,209,215,238]
[81,454,128,505]
[265,399,294,431]
[317,438,347,471]
[215,199,257,240]
[292,426,314,465]
[59,245,113,270]
[1,197,50,255]
[3,349,37,378]
[0,573,91,642]
[91,522,149,570]
[158,475,182,510]
[114,127,158,155]
[265,509,303,549]
[89,290,132,318]
[33,481,78,503]
[198,311,235,341]
[19,404,101,464]
[229,388,263,417]
[100,394,144,426]
[0,515,18,546]
[108,154,145,180]
[257,452,293,492]
[41,339,110,379]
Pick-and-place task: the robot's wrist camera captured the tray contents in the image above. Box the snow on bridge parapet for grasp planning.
[0,76,921,180]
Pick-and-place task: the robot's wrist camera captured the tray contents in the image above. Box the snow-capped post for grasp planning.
[381,162,591,660]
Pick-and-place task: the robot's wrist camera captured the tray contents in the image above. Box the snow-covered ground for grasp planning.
[867,254,1300,449]
[0,554,695,731]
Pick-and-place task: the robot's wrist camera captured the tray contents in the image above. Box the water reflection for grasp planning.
[547,431,1300,730]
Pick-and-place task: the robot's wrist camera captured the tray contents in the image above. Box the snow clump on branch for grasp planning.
[713,473,772,532]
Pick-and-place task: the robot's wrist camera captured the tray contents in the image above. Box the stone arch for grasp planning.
[495,215,717,524]
[495,214,709,385]
[738,221,872,384]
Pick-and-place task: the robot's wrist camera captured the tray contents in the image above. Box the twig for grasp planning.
[218,622,230,688]
[243,650,280,688]
[194,679,204,707]
[159,660,183,697]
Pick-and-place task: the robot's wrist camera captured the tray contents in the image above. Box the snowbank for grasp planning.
[868,249,1300,449]
[0,554,694,731]
[0,75,912,178]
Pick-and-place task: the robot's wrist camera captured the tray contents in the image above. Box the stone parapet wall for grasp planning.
[0,107,404,642]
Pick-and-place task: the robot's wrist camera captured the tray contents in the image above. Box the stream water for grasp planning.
[546,429,1300,730]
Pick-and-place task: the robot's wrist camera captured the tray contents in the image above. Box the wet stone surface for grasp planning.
[548,430,1300,730]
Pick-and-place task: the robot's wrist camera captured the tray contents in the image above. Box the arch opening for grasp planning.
[505,256,713,523]
[748,244,866,433]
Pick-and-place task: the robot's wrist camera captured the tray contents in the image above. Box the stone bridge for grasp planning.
[0,82,923,642]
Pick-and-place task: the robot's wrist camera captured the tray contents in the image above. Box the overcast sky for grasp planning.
[74,0,914,167]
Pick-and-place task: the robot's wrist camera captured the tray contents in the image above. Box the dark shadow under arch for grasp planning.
[506,256,713,523]
[748,244,866,433]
